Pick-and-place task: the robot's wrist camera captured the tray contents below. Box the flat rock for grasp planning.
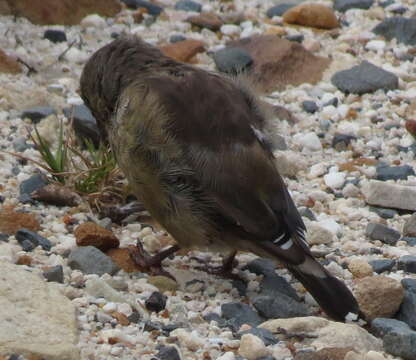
[0,208,40,235]
[365,223,401,245]
[221,302,263,331]
[44,29,67,43]
[253,293,309,319]
[160,39,205,63]
[74,222,119,252]
[187,12,223,31]
[226,35,330,93]
[68,246,119,276]
[373,17,416,46]
[376,164,415,181]
[363,180,416,211]
[4,0,121,25]
[355,276,404,320]
[0,48,21,74]
[283,3,339,29]
[260,317,382,352]
[213,47,253,75]
[0,261,79,359]
[21,106,56,123]
[121,0,163,15]
[396,286,416,330]
[368,259,395,274]
[175,0,201,12]
[334,0,374,12]
[397,255,416,273]
[107,247,139,273]
[331,61,398,94]
[19,173,49,203]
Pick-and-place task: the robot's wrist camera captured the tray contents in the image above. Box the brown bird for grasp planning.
[80,36,360,322]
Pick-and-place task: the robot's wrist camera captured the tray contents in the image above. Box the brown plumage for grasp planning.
[80,36,360,322]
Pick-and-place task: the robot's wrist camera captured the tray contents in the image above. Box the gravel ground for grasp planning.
[1,1,416,360]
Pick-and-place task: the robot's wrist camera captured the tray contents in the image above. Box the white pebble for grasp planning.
[170,329,204,351]
[64,47,88,63]
[238,334,270,360]
[294,132,322,151]
[365,40,386,52]
[324,172,346,189]
[221,24,241,36]
[81,14,107,28]
[102,302,117,313]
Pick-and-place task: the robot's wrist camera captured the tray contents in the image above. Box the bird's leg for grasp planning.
[194,250,239,280]
[128,241,180,280]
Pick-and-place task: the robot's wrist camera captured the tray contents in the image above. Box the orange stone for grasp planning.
[187,12,223,31]
[0,48,21,74]
[107,247,139,273]
[283,3,339,30]
[74,221,119,252]
[112,311,130,326]
[0,208,40,234]
[160,39,205,63]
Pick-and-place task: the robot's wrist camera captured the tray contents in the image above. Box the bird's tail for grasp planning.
[287,254,361,322]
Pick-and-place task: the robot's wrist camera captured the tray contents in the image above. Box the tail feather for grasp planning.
[288,255,360,322]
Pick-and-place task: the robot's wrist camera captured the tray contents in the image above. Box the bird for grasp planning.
[80,36,361,322]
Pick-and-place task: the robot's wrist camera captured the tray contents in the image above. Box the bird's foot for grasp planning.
[193,251,240,280]
[128,241,180,280]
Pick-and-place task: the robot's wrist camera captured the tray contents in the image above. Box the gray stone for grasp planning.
[243,258,276,277]
[145,291,167,312]
[331,61,398,94]
[13,137,32,152]
[170,34,186,43]
[397,289,416,330]
[259,273,300,301]
[376,164,415,181]
[0,261,79,360]
[157,345,181,360]
[365,223,401,245]
[63,104,100,147]
[253,293,309,319]
[332,134,356,151]
[369,206,398,219]
[373,17,416,46]
[121,0,163,15]
[0,233,9,242]
[68,246,119,276]
[302,100,318,114]
[44,29,67,43]
[369,259,396,273]
[175,0,201,12]
[403,213,416,237]
[15,229,52,251]
[213,47,253,75]
[239,327,279,346]
[334,0,374,12]
[21,106,56,123]
[221,302,262,331]
[372,318,416,360]
[398,256,416,273]
[363,180,416,211]
[19,173,48,203]
[402,278,416,293]
[43,265,64,283]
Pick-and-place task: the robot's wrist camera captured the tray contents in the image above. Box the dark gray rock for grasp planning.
[239,327,279,346]
[213,47,253,75]
[221,302,262,331]
[332,134,356,151]
[15,229,52,251]
[253,293,309,319]
[369,206,398,219]
[121,0,163,15]
[21,106,56,123]
[127,311,141,324]
[43,265,64,283]
[145,291,167,312]
[175,0,202,12]
[299,207,317,221]
[376,164,415,181]
[323,97,338,107]
[365,222,401,245]
[331,61,399,94]
[372,318,416,360]
[63,104,100,147]
[397,289,416,330]
[286,34,304,43]
[259,273,300,301]
[402,278,416,293]
[302,100,318,114]
[398,256,416,273]
[170,34,186,43]
[68,246,119,276]
[369,259,395,273]
[403,237,416,246]
[334,0,374,12]
[266,3,296,17]
[20,239,35,252]
[380,0,394,7]
[44,29,67,43]
[373,17,416,46]
[19,173,48,203]
[0,233,9,242]
[232,278,247,297]
[157,345,181,360]
[243,258,276,277]
[203,312,227,327]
